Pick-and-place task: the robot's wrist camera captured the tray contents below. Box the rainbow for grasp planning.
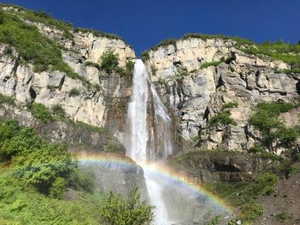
[72,152,234,213]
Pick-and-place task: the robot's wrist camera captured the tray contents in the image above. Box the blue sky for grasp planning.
[2,0,300,55]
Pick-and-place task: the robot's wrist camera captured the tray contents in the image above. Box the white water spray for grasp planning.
[127,59,173,225]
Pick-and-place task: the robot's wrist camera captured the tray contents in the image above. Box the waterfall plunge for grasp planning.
[127,59,173,225]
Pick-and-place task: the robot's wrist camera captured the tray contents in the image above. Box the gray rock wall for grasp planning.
[145,37,300,152]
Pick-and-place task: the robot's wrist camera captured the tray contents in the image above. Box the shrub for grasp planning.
[100,50,119,73]
[0,93,15,105]
[249,102,299,152]
[200,61,223,69]
[141,51,150,61]
[240,202,263,221]
[275,212,291,222]
[0,120,74,194]
[85,61,101,70]
[125,60,135,77]
[29,103,53,123]
[69,88,81,97]
[52,104,66,119]
[222,102,238,110]
[99,188,153,225]
[209,111,237,127]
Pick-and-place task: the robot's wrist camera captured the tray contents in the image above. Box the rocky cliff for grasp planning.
[0,5,134,145]
[144,36,300,153]
[1,5,300,156]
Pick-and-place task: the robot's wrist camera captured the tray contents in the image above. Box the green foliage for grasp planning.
[99,188,153,225]
[241,41,300,73]
[0,93,15,106]
[275,212,292,222]
[29,103,53,123]
[0,10,78,78]
[0,120,73,194]
[240,203,263,221]
[74,27,123,40]
[51,104,66,119]
[69,88,81,97]
[250,102,299,152]
[206,216,221,225]
[206,172,278,222]
[84,61,101,70]
[21,10,73,39]
[149,39,177,52]
[69,168,95,193]
[200,61,223,69]
[222,102,238,110]
[73,121,107,133]
[100,50,119,73]
[182,33,254,46]
[209,111,237,127]
[125,60,135,77]
[141,51,150,61]
[49,177,67,199]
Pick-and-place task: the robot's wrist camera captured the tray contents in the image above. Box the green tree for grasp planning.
[100,50,119,73]
[99,188,153,225]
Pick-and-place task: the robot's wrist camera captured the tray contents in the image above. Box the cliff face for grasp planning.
[145,37,300,152]
[0,5,135,143]
[1,5,300,155]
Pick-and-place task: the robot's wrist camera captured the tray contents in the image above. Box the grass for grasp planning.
[205,172,278,223]
[84,61,101,70]
[200,60,223,69]
[0,118,153,225]
[74,27,123,40]
[0,9,78,78]
[28,103,53,123]
[0,93,15,106]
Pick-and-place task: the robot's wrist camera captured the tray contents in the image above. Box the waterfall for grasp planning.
[127,59,173,225]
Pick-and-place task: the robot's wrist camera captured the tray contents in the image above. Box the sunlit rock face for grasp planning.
[145,37,299,152]
[0,30,134,139]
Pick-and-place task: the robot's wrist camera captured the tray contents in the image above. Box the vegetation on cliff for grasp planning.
[0,9,77,77]
[0,3,124,41]
[0,119,153,225]
[142,33,300,73]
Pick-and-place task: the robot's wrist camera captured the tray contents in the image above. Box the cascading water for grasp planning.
[127,59,173,225]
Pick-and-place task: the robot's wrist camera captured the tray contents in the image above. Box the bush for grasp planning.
[240,203,264,221]
[29,103,53,123]
[205,172,278,222]
[49,177,67,199]
[100,50,119,73]
[275,212,291,222]
[85,61,101,70]
[69,88,81,97]
[0,120,74,194]
[209,111,237,127]
[99,188,153,225]
[0,93,15,105]
[124,60,135,77]
[200,61,223,69]
[250,102,299,152]
[222,102,238,110]
[52,104,66,119]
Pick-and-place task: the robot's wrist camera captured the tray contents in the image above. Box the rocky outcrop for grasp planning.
[0,35,134,140]
[145,37,300,152]
[169,150,276,183]
[0,104,125,153]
